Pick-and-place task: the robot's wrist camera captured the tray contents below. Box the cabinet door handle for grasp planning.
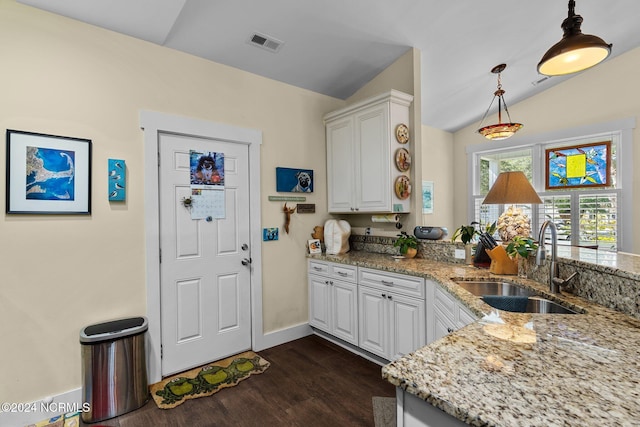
[387,295,392,300]
[381,280,394,286]
[447,327,455,333]
[381,293,386,298]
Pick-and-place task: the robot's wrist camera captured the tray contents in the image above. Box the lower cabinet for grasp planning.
[308,260,358,345]
[359,285,425,360]
[309,259,474,361]
[427,282,477,343]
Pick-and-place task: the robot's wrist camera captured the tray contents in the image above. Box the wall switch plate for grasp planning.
[454,249,466,259]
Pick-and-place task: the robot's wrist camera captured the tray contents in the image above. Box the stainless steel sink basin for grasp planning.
[524,297,579,314]
[480,295,579,314]
[455,280,537,297]
[454,280,580,314]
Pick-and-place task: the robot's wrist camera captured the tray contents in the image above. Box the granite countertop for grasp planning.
[310,252,640,426]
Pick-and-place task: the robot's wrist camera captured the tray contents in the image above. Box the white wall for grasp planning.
[452,47,640,252]
[0,1,343,403]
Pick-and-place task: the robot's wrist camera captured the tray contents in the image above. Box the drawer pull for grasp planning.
[337,271,348,277]
[313,266,323,271]
[381,280,394,286]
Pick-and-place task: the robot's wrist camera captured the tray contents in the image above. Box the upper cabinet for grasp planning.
[324,90,414,214]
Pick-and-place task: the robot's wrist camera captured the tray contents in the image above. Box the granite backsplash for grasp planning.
[349,234,640,319]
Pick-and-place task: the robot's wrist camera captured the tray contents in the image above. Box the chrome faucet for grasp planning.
[536,220,578,293]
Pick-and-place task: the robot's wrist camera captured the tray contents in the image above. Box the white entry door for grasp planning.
[159,132,251,376]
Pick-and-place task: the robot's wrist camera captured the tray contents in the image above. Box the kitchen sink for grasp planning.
[454,280,580,314]
[454,280,537,297]
[480,295,579,314]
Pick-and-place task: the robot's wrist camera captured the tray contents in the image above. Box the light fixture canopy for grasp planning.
[477,64,523,141]
[538,0,612,76]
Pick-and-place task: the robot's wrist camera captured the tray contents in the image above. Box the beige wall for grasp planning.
[421,125,455,233]
[452,46,640,253]
[0,1,343,403]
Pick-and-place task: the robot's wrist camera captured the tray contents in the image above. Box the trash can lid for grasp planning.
[80,316,148,343]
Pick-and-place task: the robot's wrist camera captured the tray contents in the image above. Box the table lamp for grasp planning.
[482,171,542,241]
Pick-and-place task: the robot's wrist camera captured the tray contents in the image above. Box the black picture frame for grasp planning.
[6,129,92,214]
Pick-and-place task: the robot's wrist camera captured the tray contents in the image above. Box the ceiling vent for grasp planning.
[248,32,284,53]
[531,76,552,86]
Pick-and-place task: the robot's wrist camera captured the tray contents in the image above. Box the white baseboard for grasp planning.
[253,322,313,351]
[0,388,82,427]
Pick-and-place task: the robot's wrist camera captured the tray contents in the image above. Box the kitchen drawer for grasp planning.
[330,263,357,283]
[358,267,424,299]
[308,260,330,276]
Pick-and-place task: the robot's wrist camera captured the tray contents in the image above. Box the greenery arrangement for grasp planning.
[394,231,419,255]
[505,236,539,258]
[451,222,480,244]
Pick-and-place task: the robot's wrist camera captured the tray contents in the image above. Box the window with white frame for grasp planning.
[468,120,633,253]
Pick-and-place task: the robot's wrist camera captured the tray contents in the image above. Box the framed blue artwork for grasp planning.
[6,129,92,214]
[276,167,313,193]
[263,227,279,241]
[108,158,126,201]
[545,141,611,190]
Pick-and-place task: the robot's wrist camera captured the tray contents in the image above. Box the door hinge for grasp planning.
[160,344,163,359]
[159,248,162,263]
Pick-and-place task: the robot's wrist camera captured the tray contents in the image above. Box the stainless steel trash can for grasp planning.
[80,316,149,423]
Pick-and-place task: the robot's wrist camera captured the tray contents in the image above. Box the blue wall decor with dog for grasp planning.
[276,167,313,193]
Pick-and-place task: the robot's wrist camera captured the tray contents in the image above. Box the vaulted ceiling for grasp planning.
[17,0,640,132]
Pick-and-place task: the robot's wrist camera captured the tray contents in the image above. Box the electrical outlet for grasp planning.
[454,249,466,259]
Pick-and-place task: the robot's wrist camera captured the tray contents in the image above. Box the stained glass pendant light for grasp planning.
[477,64,523,141]
[538,0,612,76]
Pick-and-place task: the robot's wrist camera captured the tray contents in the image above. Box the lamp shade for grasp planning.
[482,171,542,205]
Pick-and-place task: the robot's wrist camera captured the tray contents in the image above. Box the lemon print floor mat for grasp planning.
[150,351,270,409]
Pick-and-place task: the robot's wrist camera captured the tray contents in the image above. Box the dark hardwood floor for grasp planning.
[82,334,395,427]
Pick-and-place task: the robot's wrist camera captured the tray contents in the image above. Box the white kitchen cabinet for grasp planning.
[324,90,413,214]
[358,268,425,360]
[308,260,358,345]
[427,282,477,343]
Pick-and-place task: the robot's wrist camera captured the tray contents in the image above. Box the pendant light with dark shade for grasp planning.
[538,0,612,76]
[477,64,523,141]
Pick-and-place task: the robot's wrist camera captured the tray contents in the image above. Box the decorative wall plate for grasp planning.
[395,124,409,144]
[394,175,411,200]
[395,148,411,172]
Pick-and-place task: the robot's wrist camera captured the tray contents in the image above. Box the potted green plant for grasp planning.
[451,222,480,264]
[394,231,419,258]
[506,236,539,277]
[505,236,538,259]
[451,222,480,244]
